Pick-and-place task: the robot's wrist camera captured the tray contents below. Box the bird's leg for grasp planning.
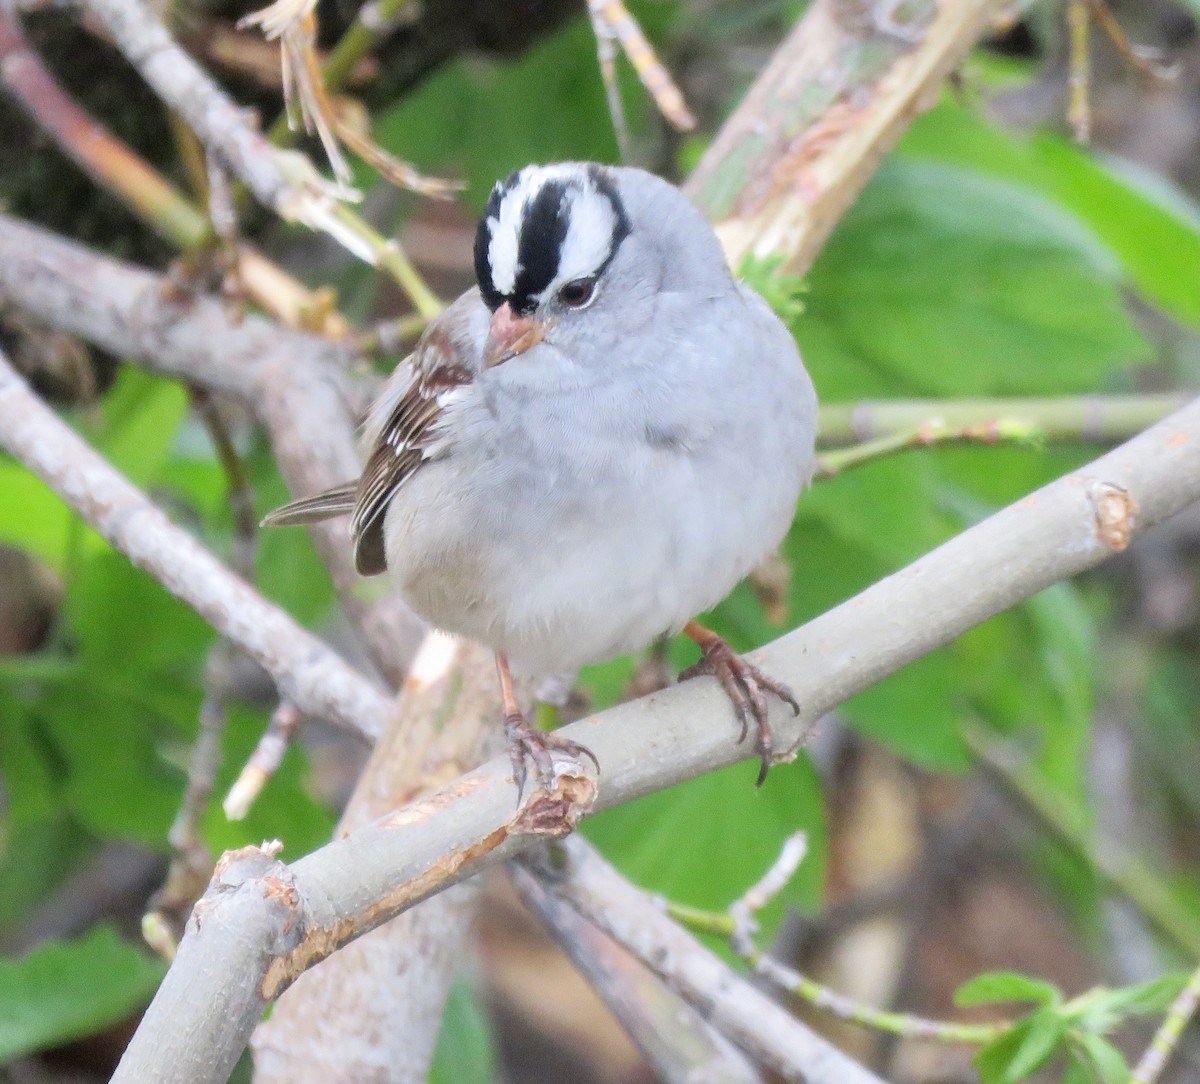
[496,652,599,799]
[679,620,800,786]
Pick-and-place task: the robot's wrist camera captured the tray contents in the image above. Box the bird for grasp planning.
[264,161,819,793]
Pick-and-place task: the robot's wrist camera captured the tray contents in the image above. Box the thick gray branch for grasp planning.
[513,838,887,1084]
[0,349,387,740]
[112,393,1200,1082]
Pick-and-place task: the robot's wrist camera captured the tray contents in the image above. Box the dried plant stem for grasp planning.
[1131,963,1200,1084]
[1083,0,1178,82]
[0,6,207,248]
[587,0,696,142]
[82,0,304,213]
[0,4,346,331]
[224,701,301,820]
[81,0,442,311]
[1067,0,1091,142]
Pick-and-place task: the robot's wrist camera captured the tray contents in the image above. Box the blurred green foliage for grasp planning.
[3,1,1200,1077]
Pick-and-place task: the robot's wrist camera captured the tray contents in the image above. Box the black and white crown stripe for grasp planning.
[473,164,631,314]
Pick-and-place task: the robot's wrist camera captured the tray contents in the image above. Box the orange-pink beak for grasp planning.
[484,302,545,367]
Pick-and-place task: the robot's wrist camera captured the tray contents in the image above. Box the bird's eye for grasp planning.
[558,277,596,308]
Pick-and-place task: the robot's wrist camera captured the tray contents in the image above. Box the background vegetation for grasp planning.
[2,1,1200,1081]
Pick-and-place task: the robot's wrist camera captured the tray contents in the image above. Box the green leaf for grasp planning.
[900,98,1200,325]
[0,926,164,1061]
[582,754,826,944]
[1061,1054,1093,1084]
[93,369,189,486]
[429,977,496,1084]
[1075,1032,1131,1084]
[975,1020,1034,1084]
[1079,974,1190,1022]
[955,971,1062,1008]
[1004,1007,1066,1082]
[803,158,1147,399]
[0,816,92,934]
[841,651,968,771]
[66,552,213,680]
[373,16,648,207]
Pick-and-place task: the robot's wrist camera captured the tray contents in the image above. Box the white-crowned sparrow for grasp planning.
[265,162,818,790]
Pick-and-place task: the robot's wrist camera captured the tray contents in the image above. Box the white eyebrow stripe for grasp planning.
[487,181,531,296]
[551,181,617,290]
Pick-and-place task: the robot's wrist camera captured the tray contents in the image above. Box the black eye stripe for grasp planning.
[473,166,632,315]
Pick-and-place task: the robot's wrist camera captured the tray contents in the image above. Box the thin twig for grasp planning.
[82,0,346,213]
[1067,0,1091,143]
[0,349,388,741]
[514,861,770,1084]
[666,834,1008,1046]
[587,0,696,133]
[146,640,239,957]
[1084,0,1179,83]
[519,838,889,1084]
[1131,963,1200,1084]
[224,701,302,820]
[815,416,1041,478]
[0,5,347,331]
[81,0,445,313]
[816,395,1189,448]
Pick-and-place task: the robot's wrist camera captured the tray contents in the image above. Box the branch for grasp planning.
[251,636,505,1083]
[1131,962,1200,1084]
[512,864,762,1083]
[0,348,386,741]
[80,0,443,313]
[816,394,1189,448]
[686,0,1008,274]
[513,838,889,1084]
[0,212,424,685]
[110,392,1200,1082]
[81,0,318,215]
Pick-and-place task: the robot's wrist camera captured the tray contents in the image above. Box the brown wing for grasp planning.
[350,321,475,576]
[261,485,357,528]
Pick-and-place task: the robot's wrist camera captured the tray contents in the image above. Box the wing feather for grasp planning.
[349,307,481,575]
[261,290,485,578]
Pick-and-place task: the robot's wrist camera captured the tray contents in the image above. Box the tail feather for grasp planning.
[261,484,357,527]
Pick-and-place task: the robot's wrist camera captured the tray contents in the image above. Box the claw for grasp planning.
[504,710,599,803]
[681,623,800,785]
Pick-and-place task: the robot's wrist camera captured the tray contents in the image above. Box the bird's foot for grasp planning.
[679,629,800,786]
[505,710,600,802]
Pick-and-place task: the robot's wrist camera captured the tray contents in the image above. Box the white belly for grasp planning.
[387,424,810,677]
